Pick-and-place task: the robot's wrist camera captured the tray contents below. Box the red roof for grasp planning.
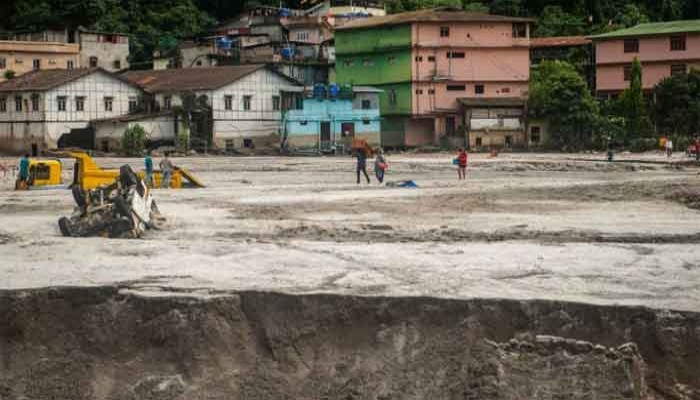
[0,68,128,92]
[122,65,275,92]
[530,36,591,48]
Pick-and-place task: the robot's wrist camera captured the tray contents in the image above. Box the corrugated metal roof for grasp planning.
[530,36,591,48]
[0,68,114,92]
[121,65,291,93]
[588,20,700,40]
[337,9,533,31]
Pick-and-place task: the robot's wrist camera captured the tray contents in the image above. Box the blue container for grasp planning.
[281,47,295,59]
[216,37,232,50]
[313,84,326,99]
[328,83,340,98]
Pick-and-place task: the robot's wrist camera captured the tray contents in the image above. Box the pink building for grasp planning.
[590,20,700,95]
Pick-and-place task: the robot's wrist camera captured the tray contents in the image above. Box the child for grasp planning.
[374,148,387,184]
[457,148,468,180]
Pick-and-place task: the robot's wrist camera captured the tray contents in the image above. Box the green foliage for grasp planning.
[489,0,523,16]
[177,128,190,153]
[121,124,147,156]
[534,6,585,37]
[3,70,16,80]
[529,61,599,150]
[616,58,653,142]
[653,68,700,139]
[613,4,650,28]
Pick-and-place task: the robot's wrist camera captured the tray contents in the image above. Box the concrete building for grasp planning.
[304,0,386,27]
[0,68,143,154]
[122,65,302,151]
[335,9,532,149]
[283,85,381,152]
[0,41,80,82]
[589,20,700,96]
[7,28,130,73]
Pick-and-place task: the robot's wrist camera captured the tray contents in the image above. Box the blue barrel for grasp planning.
[328,83,340,98]
[281,47,294,59]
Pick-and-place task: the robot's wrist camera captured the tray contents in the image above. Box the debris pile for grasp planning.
[58,165,164,238]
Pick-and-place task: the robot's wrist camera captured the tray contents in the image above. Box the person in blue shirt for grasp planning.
[144,152,154,188]
[18,154,30,183]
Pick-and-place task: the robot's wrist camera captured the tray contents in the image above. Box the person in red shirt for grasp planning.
[457,148,468,180]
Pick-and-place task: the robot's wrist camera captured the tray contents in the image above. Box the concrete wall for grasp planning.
[469,130,527,149]
[595,33,700,91]
[0,41,80,81]
[78,32,130,71]
[94,116,176,151]
[412,81,528,115]
[411,21,529,49]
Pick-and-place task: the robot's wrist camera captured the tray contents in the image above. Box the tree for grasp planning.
[490,0,524,16]
[529,60,599,150]
[534,6,585,37]
[3,70,16,80]
[615,58,653,142]
[654,68,700,138]
[613,4,649,28]
[463,2,490,12]
[121,124,147,156]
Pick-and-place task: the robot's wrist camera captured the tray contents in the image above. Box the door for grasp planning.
[341,122,355,138]
[31,143,38,156]
[320,121,331,151]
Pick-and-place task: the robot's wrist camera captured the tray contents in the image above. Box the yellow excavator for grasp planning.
[15,151,205,191]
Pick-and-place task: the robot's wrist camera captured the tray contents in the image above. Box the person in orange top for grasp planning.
[457,148,468,180]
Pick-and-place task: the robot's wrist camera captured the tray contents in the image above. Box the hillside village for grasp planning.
[1,0,700,155]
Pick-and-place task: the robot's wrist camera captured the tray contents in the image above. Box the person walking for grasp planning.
[374,148,387,184]
[457,148,468,180]
[17,153,30,188]
[159,153,174,189]
[144,152,154,188]
[665,137,674,158]
[356,148,370,184]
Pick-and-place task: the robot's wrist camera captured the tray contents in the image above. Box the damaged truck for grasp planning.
[58,165,165,239]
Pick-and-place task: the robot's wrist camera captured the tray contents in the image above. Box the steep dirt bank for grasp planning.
[1,287,698,400]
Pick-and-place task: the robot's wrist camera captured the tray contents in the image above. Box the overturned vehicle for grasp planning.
[59,165,165,238]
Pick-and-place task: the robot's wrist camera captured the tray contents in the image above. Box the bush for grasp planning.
[121,124,147,156]
[629,137,659,152]
[177,128,190,153]
[3,70,16,80]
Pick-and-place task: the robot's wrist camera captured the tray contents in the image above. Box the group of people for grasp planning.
[144,152,174,189]
[354,147,469,184]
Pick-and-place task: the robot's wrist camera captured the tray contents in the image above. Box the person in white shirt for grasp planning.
[665,138,673,158]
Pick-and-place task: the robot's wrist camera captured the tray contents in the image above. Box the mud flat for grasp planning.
[1,153,699,398]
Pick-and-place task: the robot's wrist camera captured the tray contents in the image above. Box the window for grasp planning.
[57,96,67,111]
[15,58,23,65]
[163,96,172,110]
[295,96,304,110]
[447,51,465,59]
[224,95,233,110]
[272,95,280,111]
[31,95,39,111]
[362,57,374,66]
[196,60,202,66]
[447,84,466,91]
[225,139,234,152]
[243,138,254,148]
[505,135,513,147]
[15,96,23,112]
[624,39,639,53]
[415,89,423,94]
[300,120,308,125]
[48,59,56,65]
[415,56,423,62]
[0,57,6,69]
[104,96,113,112]
[427,56,436,62]
[623,64,633,81]
[476,137,482,146]
[243,95,252,111]
[388,56,396,64]
[361,99,371,110]
[440,26,450,37]
[89,56,98,68]
[128,96,138,112]
[512,23,527,38]
[0,98,6,113]
[113,60,121,70]
[296,31,309,41]
[531,126,541,143]
[475,84,485,94]
[75,96,85,112]
[388,89,397,105]
[501,87,511,93]
[33,59,41,70]
[363,119,370,125]
[671,63,687,76]
[670,35,686,51]
[67,60,74,69]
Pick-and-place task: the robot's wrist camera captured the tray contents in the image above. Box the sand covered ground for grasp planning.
[1,152,699,311]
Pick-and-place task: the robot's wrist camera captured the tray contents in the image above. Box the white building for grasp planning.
[0,68,143,154]
[122,64,302,151]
